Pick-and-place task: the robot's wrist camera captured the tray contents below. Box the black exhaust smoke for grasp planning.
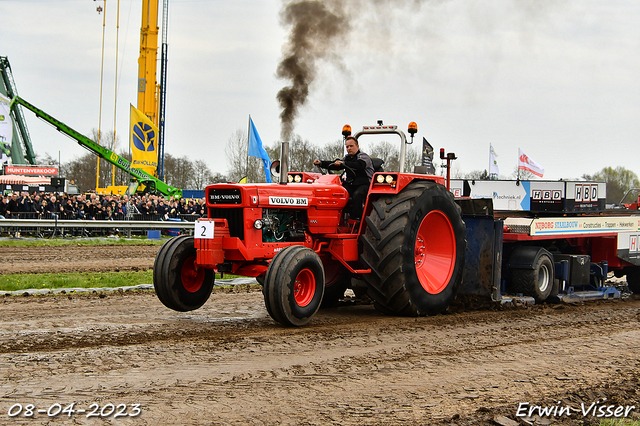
[276,0,350,141]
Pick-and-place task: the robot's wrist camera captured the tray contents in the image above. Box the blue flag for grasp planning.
[248,116,272,183]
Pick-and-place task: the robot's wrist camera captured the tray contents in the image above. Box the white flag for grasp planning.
[0,93,13,162]
[518,148,544,178]
[489,144,499,177]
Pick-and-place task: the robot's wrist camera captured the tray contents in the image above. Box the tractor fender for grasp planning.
[507,246,553,270]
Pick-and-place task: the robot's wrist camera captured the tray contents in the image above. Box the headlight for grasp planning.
[287,175,293,183]
[294,174,302,183]
[385,175,394,184]
[376,175,385,184]
[254,219,263,229]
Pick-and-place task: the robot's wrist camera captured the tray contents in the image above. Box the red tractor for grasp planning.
[153,123,466,326]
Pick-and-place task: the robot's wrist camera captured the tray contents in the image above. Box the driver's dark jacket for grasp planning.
[319,150,374,187]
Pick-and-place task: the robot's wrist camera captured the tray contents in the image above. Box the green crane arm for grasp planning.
[9,96,182,199]
[0,56,37,165]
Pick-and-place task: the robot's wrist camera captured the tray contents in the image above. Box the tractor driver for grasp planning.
[314,136,374,220]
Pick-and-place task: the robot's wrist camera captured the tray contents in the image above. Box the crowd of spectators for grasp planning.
[0,191,206,221]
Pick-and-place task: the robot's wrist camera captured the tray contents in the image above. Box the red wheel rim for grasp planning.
[181,255,205,293]
[293,268,315,307]
[414,210,456,294]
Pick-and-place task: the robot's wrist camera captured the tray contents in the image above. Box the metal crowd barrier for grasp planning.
[3,212,200,221]
[0,218,196,238]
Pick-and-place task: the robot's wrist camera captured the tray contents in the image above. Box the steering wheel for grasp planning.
[315,163,327,175]
[340,163,356,184]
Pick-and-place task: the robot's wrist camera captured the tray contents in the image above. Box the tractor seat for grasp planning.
[371,157,384,173]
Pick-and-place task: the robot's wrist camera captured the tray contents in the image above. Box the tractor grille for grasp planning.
[208,207,244,240]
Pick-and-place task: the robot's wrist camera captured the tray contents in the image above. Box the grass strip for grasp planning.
[0,237,166,248]
[0,271,154,292]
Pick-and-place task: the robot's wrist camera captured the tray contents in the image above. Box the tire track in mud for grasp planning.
[1,291,637,356]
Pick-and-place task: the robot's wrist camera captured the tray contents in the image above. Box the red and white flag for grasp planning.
[518,148,544,177]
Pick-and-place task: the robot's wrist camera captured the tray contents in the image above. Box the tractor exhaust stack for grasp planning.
[279,141,289,185]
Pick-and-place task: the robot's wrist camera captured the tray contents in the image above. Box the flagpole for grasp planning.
[247,115,251,183]
[488,144,491,179]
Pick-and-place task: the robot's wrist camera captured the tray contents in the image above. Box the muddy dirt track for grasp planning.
[1,244,640,425]
[0,244,160,275]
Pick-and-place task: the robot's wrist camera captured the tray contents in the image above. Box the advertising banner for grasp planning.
[130,104,158,176]
[0,93,13,165]
[5,165,58,176]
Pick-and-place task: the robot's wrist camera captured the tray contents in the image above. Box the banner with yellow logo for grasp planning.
[130,104,158,176]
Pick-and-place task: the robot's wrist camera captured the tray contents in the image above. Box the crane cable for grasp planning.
[96,0,107,191]
[112,0,120,187]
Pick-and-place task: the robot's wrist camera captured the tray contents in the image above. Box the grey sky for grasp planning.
[1,0,638,181]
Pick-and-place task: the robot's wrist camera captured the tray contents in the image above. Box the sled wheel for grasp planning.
[263,246,324,326]
[625,268,640,294]
[360,180,465,316]
[153,236,214,311]
[510,248,554,303]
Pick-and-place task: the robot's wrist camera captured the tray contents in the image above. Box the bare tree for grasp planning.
[368,141,397,171]
[289,135,316,172]
[225,129,276,183]
[509,166,537,180]
[62,152,108,192]
[210,172,229,183]
[266,134,320,173]
[314,140,344,169]
[84,129,131,187]
[367,141,421,173]
[164,153,195,189]
[458,169,489,180]
[403,144,421,173]
[584,166,640,203]
[191,159,216,189]
[225,129,248,182]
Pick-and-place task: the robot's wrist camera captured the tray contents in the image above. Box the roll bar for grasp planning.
[353,123,409,173]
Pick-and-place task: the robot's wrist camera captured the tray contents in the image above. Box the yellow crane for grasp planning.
[137,0,168,181]
[137,0,159,125]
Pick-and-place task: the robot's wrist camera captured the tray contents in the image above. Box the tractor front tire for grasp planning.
[263,246,325,326]
[153,236,214,311]
[360,181,465,316]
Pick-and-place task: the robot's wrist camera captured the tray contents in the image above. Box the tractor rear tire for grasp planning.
[360,180,465,316]
[153,236,214,311]
[263,246,325,326]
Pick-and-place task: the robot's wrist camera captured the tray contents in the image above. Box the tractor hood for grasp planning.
[205,174,349,210]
